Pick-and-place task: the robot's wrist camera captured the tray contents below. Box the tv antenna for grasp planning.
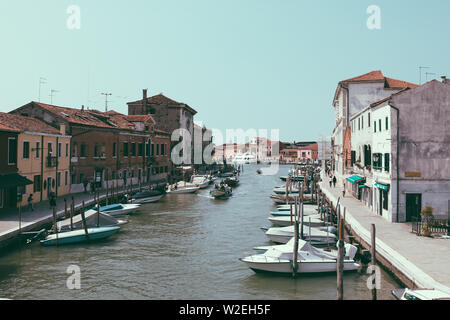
[419,66,430,84]
[50,89,59,104]
[38,77,47,102]
[101,93,112,112]
[425,72,436,82]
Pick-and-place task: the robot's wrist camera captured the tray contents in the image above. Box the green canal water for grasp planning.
[0,165,399,300]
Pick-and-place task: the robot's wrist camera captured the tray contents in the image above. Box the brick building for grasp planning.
[10,102,169,192]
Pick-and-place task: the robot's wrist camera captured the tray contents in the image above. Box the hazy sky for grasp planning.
[0,0,449,142]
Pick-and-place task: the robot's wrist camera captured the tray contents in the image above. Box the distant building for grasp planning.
[280,142,318,163]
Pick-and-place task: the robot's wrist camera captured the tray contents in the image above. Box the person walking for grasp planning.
[333,176,337,188]
[49,190,56,209]
[329,176,333,188]
[27,194,34,212]
[342,183,346,197]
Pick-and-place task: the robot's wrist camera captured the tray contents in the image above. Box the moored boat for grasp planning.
[131,190,165,204]
[240,238,359,274]
[264,225,337,245]
[40,226,120,246]
[56,210,128,232]
[92,203,141,216]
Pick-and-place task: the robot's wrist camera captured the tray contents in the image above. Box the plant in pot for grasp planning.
[420,206,434,237]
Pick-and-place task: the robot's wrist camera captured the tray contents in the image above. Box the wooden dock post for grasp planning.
[337,218,345,300]
[81,201,89,240]
[97,192,100,227]
[70,197,74,231]
[64,198,68,218]
[300,200,304,240]
[106,182,109,206]
[371,224,377,300]
[52,206,58,245]
[292,196,299,278]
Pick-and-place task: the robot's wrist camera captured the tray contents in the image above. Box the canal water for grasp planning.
[0,165,399,300]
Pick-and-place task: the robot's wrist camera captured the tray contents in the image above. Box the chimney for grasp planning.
[81,105,84,111]
[441,76,447,84]
[60,124,66,136]
[143,89,148,100]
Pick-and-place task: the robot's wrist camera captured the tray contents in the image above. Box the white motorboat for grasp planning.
[167,182,200,194]
[264,225,337,245]
[91,203,141,216]
[131,190,166,204]
[240,238,359,274]
[392,288,450,300]
[190,175,211,189]
[56,209,128,232]
[268,215,324,227]
[232,153,257,164]
[276,204,318,213]
[273,186,300,195]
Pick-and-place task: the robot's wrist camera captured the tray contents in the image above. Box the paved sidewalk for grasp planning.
[319,172,450,294]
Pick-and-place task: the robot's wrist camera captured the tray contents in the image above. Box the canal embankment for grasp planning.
[318,171,450,295]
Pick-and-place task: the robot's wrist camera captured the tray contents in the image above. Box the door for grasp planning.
[406,194,422,222]
[379,189,383,216]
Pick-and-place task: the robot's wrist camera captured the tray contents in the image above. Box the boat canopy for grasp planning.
[56,210,120,231]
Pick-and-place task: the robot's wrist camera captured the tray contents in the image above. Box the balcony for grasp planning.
[46,156,58,168]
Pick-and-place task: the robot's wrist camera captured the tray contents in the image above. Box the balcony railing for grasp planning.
[46,156,58,168]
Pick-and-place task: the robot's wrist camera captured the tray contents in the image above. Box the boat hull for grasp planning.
[40,226,120,246]
[167,187,200,194]
[132,194,165,204]
[241,258,359,274]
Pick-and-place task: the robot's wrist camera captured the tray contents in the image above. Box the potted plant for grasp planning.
[420,206,434,237]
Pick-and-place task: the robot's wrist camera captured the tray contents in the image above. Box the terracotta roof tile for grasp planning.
[0,112,61,134]
[342,70,385,83]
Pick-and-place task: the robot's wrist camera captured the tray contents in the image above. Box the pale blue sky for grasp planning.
[0,0,449,142]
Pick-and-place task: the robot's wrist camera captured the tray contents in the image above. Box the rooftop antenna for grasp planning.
[419,66,430,85]
[49,89,59,104]
[425,72,436,82]
[38,77,47,102]
[101,92,112,112]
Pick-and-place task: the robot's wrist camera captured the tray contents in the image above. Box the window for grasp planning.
[358,118,360,130]
[94,144,99,158]
[80,143,87,157]
[48,142,53,155]
[361,116,364,129]
[8,138,17,164]
[368,113,371,127]
[113,142,117,158]
[71,174,76,185]
[374,121,376,133]
[384,153,390,172]
[23,141,30,159]
[379,119,382,132]
[151,143,154,156]
[33,175,41,193]
[156,144,160,156]
[131,143,136,157]
[373,153,383,170]
[165,166,168,173]
[138,143,143,157]
[386,117,389,130]
[123,142,129,157]
[145,141,150,157]
[65,143,69,157]
[36,141,40,158]
[351,150,356,166]
[160,143,164,156]
[65,171,68,186]
[58,142,62,157]
[57,172,61,187]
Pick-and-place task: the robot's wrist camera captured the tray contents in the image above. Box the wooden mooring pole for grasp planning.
[81,201,89,241]
[292,196,299,278]
[337,218,345,300]
[70,197,74,231]
[371,224,377,300]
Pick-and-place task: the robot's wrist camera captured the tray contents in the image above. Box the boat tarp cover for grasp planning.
[264,239,337,260]
[57,210,119,231]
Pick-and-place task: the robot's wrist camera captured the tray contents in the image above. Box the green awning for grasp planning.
[358,185,369,189]
[374,182,389,191]
[346,175,365,184]
[0,173,33,188]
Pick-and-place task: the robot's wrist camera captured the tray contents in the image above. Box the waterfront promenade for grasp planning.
[319,172,450,294]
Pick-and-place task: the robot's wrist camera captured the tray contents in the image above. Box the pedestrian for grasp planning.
[329,176,332,188]
[342,183,346,197]
[49,190,56,209]
[27,194,33,212]
[83,178,88,193]
[333,176,337,188]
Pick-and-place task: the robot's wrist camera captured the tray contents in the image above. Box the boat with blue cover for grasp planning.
[91,203,141,216]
